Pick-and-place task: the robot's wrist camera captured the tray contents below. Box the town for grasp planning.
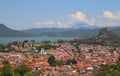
[0,0,120,76]
[0,37,120,76]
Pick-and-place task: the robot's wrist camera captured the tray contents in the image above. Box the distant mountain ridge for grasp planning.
[70,28,120,47]
[38,29,100,38]
[22,26,120,38]
[86,28,120,46]
[0,23,120,38]
[22,28,75,35]
[0,24,31,37]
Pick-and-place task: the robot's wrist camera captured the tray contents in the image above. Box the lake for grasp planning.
[0,37,77,44]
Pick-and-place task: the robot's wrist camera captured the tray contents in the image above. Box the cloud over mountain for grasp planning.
[68,12,86,22]
[34,11,120,28]
[99,11,120,20]
[35,21,69,28]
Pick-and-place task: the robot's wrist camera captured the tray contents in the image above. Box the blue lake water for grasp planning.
[0,37,77,44]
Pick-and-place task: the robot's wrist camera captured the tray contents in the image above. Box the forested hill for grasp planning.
[0,24,31,37]
[22,26,120,38]
[74,28,120,47]
[0,23,120,38]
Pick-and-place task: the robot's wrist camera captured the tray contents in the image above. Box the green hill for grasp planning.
[0,24,31,37]
[69,28,120,47]
[40,28,120,38]
[1,23,120,38]
[85,28,120,47]
[39,29,99,38]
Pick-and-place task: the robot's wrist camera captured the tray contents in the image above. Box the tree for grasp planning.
[32,70,42,76]
[66,59,77,65]
[14,63,30,76]
[93,56,120,76]
[14,73,20,76]
[48,55,56,66]
[24,72,32,76]
[55,60,63,66]
[37,43,56,50]
[0,44,5,50]
[2,60,10,65]
[1,61,13,76]
[111,70,120,76]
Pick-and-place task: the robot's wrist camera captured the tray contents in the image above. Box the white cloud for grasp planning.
[68,12,87,22]
[35,21,55,26]
[35,12,88,28]
[35,21,55,28]
[97,22,120,27]
[100,11,120,20]
[35,20,71,28]
[94,10,120,27]
[43,21,55,25]
[35,22,40,25]
[88,19,120,27]
[35,11,120,28]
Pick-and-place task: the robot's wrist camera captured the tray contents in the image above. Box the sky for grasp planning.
[0,0,120,30]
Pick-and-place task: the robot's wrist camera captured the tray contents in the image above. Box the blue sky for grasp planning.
[0,0,120,30]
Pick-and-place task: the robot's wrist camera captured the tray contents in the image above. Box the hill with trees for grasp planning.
[93,56,120,76]
[0,24,31,37]
[90,28,120,47]
[69,28,120,47]
[1,23,120,38]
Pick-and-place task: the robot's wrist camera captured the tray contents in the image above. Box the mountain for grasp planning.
[73,23,100,29]
[22,28,75,35]
[0,24,31,37]
[70,28,120,47]
[39,29,99,38]
[22,24,100,35]
[87,28,120,46]
[1,23,120,38]
[22,28,100,38]
[107,26,120,36]
[22,26,120,38]
[37,27,120,38]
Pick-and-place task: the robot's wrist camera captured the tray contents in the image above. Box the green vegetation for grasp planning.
[66,59,77,65]
[0,44,12,52]
[0,44,5,51]
[14,63,31,76]
[0,24,31,37]
[48,55,63,66]
[0,61,13,76]
[1,23,120,38]
[69,28,120,47]
[48,55,77,67]
[48,55,56,66]
[2,60,10,65]
[97,28,120,47]
[93,56,120,76]
[0,61,31,76]
[37,43,56,50]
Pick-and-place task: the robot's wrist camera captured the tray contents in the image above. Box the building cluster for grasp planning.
[0,42,120,76]
[10,41,36,52]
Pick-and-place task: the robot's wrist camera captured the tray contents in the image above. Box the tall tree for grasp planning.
[1,61,13,76]
[14,63,30,76]
[48,55,56,66]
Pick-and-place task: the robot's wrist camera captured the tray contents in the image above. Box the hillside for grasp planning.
[40,29,99,38]
[22,26,120,38]
[109,27,120,36]
[69,28,120,47]
[22,27,100,38]
[38,28,120,38]
[82,28,120,47]
[0,23,120,38]
[0,24,31,37]
[22,28,74,35]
